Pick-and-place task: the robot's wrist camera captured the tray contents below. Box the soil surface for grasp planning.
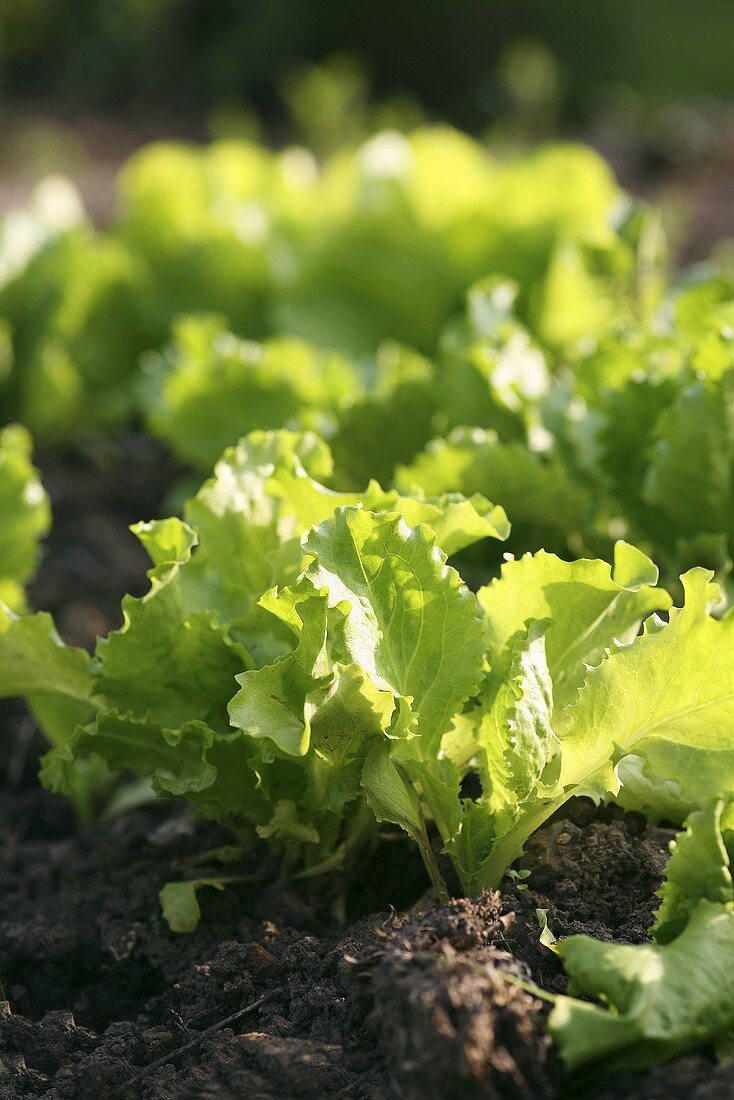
[1,438,732,1099]
[28,434,178,649]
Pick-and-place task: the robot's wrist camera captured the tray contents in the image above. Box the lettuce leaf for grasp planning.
[555,570,734,812]
[305,507,487,752]
[0,604,93,711]
[652,799,734,944]
[549,900,734,1073]
[397,427,589,555]
[478,541,671,707]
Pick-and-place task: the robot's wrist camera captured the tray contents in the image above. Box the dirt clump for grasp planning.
[354,894,553,1100]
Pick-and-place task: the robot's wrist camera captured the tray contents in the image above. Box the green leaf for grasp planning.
[435,624,559,894]
[0,604,94,714]
[0,424,51,611]
[537,908,559,951]
[1,228,150,438]
[397,427,589,551]
[94,527,248,732]
[438,279,547,438]
[478,542,671,707]
[613,753,693,824]
[228,586,330,756]
[361,741,448,901]
[29,693,97,751]
[68,711,218,795]
[534,240,614,348]
[472,568,734,888]
[183,428,506,626]
[393,493,510,556]
[160,878,229,934]
[133,516,198,566]
[556,569,734,812]
[361,741,425,837]
[550,901,734,1072]
[653,800,734,944]
[643,373,734,541]
[257,799,320,846]
[308,661,399,813]
[145,318,360,470]
[476,623,557,826]
[266,452,509,556]
[593,375,679,523]
[330,341,438,488]
[183,429,333,609]
[305,507,486,753]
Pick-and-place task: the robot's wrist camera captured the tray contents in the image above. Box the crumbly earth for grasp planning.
[1,439,731,1099]
[3,722,729,1100]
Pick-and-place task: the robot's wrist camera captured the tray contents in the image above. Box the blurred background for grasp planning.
[0,0,732,255]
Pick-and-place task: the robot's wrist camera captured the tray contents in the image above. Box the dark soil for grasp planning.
[28,433,178,649]
[1,437,731,1099]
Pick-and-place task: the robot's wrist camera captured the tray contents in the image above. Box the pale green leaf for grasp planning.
[305,507,486,753]
[264,450,509,555]
[476,623,557,826]
[95,524,249,732]
[556,569,734,810]
[653,800,734,944]
[228,586,330,756]
[396,427,589,548]
[643,373,734,540]
[160,878,228,934]
[361,741,449,900]
[0,424,50,611]
[257,799,320,845]
[308,662,399,813]
[471,568,734,889]
[550,901,734,1072]
[478,542,671,707]
[183,429,332,606]
[0,604,94,711]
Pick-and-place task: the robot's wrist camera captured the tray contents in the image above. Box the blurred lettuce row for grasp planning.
[116,128,628,358]
[0,175,153,438]
[0,423,50,611]
[0,128,638,440]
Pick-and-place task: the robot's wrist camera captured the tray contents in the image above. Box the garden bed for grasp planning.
[1,440,730,1100]
[3,743,730,1099]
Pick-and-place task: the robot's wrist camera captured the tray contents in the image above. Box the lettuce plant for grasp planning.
[3,429,733,911]
[271,131,625,355]
[0,205,153,438]
[0,431,507,872]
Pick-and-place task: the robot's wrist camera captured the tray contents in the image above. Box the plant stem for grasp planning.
[476,793,568,891]
[414,820,450,903]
